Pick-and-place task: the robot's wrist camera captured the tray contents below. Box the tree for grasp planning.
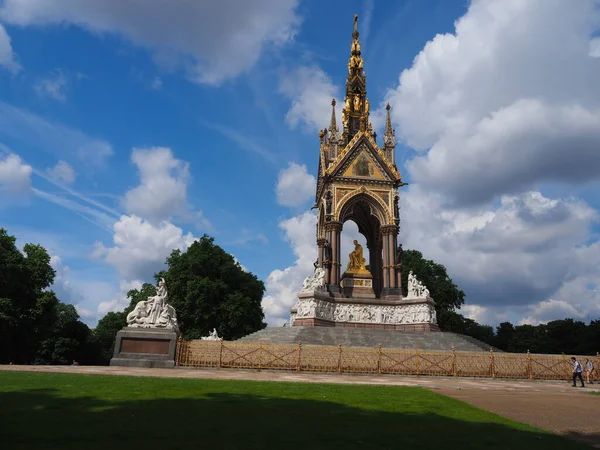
[494,322,515,351]
[401,249,465,329]
[154,235,266,340]
[0,228,97,364]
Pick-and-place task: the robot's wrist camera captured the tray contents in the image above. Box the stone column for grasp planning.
[381,233,389,289]
[326,221,343,289]
[380,225,399,291]
[316,238,326,267]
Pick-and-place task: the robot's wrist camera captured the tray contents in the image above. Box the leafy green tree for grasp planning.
[154,235,266,340]
[494,322,515,351]
[0,228,99,364]
[401,249,465,329]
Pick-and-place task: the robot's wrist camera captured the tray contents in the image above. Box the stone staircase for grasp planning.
[236,326,499,353]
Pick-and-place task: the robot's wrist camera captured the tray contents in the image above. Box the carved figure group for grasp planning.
[406,271,430,299]
[301,267,326,293]
[201,328,223,341]
[292,299,437,325]
[126,278,178,331]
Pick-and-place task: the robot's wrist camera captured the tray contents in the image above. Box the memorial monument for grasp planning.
[110,278,180,368]
[290,15,438,331]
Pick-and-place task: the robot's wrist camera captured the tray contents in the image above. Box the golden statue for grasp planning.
[345,96,351,111]
[346,240,368,273]
[365,98,370,113]
[342,109,349,129]
[353,94,361,112]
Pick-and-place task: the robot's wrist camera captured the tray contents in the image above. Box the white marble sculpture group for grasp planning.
[126,278,179,332]
[291,269,436,326]
[406,271,430,299]
[300,267,326,293]
[201,328,223,341]
[290,299,436,326]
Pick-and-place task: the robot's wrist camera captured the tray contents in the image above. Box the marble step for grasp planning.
[235,327,498,353]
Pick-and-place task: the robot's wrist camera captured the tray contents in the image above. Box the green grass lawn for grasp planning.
[0,372,587,450]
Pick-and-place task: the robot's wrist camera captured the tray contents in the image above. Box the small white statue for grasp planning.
[126,278,179,332]
[406,271,430,299]
[300,267,326,293]
[201,328,223,341]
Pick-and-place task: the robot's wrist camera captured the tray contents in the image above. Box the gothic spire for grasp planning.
[341,14,369,144]
[383,103,396,162]
[328,98,338,139]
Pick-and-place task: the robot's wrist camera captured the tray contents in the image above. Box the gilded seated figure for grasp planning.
[346,240,368,274]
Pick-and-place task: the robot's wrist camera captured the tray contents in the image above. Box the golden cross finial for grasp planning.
[353,14,358,32]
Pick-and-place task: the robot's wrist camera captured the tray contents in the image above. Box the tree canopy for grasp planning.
[93,235,267,361]
[0,228,99,364]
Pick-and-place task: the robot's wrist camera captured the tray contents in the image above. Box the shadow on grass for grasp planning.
[0,387,590,450]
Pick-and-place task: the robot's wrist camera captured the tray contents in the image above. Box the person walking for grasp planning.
[584,358,594,384]
[571,357,585,387]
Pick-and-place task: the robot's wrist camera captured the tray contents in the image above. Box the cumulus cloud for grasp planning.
[34,69,68,101]
[385,0,600,207]
[262,211,316,325]
[0,153,32,194]
[279,65,341,133]
[0,0,300,85]
[93,215,197,282]
[275,162,316,207]
[401,187,600,323]
[122,147,192,223]
[46,160,76,184]
[0,23,20,73]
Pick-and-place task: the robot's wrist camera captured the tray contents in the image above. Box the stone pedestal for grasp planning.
[340,271,375,298]
[290,291,438,330]
[110,327,179,368]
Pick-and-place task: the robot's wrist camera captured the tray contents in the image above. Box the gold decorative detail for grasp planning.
[365,98,370,113]
[353,94,361,112]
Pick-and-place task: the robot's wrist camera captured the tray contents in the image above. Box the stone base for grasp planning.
[290,291,438,330]
[110,327,178,368]
[340,272,375,298]
[291,317,439,331]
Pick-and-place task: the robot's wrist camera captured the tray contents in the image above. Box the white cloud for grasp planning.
[97,280,142,316]
[0,153,32,194]
[385,0,600,207]
[275,162,316,207]
[122,147,193,224]
[34,69,68,101]
[0,101,113,166]
[262,211,316,325]
[93,215,197,282]
[400,186,600,324]
[279,65,341,133]
[46,160,76,184]
[0,0,300,85]
[0,23,20,73]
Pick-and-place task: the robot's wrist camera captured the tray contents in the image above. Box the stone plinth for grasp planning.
[340,271,375,298]
[290,291,438,330]
[110,327,179,368]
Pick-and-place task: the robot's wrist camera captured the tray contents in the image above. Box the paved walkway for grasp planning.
[2,365,599,446]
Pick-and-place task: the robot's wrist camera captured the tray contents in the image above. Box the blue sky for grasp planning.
[1,0,600,328]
